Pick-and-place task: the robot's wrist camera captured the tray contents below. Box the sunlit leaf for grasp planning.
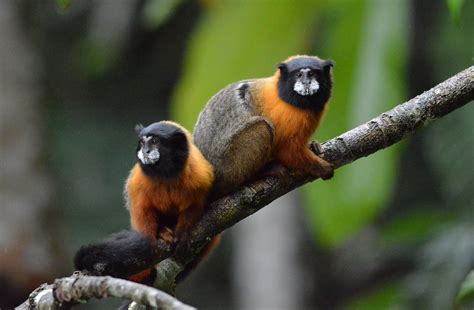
[56,0,71,11]
[142,0,183,30]
[381,209,451,245]
[347,282,400,310]
[72,40,115,78]
[447,0,466,22]
[457,270,474,305]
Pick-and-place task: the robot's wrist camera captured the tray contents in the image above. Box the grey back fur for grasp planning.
[193,81,274,198]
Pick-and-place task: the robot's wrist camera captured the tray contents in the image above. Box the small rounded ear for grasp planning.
[323,60,335,75]
[134,124,144,136]
[277,63,288,76]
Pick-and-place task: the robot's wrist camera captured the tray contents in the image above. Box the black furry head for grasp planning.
[277,56,334,112]
[74,230,158,279]
[135,121,189,179]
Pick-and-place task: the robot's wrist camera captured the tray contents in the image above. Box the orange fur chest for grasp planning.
[126,154,213,214]
[127,166,185,214]
[127,165,204,215]
[257,77,320,150]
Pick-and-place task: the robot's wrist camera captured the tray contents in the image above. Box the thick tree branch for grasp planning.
[191,66,473,240]
[18,66,473,308]
[16,272,194,310]
[157,65,474,289]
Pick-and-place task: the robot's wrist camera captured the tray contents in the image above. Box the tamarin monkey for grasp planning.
[193,55,335,197]
[75,121,220,283]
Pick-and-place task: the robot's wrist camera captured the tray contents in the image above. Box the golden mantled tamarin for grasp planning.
[193,55,335,197]
[75,55,335,283]
[75,121,220,283]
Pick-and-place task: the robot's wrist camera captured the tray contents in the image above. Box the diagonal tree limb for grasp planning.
[155,65,474,291]
[191,66,474,241]
[17,66,473,308]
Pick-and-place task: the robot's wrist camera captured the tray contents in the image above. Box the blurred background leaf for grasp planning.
[55,0,71,12]
[142,0,183,30]
[303,0,407,247]
[72,39,116,78]
[447,0,466,22]
[348,282,400,310]
[456,270,474,305]
[457,270,474,306]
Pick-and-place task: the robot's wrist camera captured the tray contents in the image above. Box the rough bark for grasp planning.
[15,272,194,310]
[18,66,473,308]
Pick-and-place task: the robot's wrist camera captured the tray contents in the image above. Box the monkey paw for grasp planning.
[309,140,323,155]
[311,159,334,180]
[159,227,175,245]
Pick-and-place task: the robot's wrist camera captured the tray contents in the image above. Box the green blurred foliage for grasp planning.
[72,40,116,79]
[457,270,474,306]
[142,0,183,30]
[447,0,466,22]
[348,283,400,310]
[398,2,474,307]
[401,225,474,309]
[303,0,407,246]
[381,209,452,245]
[55,0,71,12]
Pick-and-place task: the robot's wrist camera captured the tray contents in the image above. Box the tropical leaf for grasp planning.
[142,0,183,30]
[347,282,400,310]
[447,0,466,22]
[457,270,474,306]
[56,0,71,11]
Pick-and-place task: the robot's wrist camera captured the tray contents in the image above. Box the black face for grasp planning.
[277,56,334,112]
[135,122,189,179]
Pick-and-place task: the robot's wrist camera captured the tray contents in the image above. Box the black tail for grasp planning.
[74,230,159,279]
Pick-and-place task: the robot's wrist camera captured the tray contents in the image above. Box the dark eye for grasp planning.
[296,72,303,78]
[308,71,314,77]
[152,137,159,144]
